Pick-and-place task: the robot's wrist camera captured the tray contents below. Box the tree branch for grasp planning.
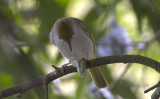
[0,55,160,98]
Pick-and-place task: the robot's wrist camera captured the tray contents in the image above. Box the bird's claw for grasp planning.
[61,63,70,74]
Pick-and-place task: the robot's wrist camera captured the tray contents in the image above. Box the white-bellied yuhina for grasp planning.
[49,17,107,88]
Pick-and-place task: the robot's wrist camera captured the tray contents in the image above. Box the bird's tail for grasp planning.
[88,67,107,88]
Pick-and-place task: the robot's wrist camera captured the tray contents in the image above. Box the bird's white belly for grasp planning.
[55,32,94,60]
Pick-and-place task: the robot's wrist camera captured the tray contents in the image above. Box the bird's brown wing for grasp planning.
[81,24,96,53]
[73,18,96,53]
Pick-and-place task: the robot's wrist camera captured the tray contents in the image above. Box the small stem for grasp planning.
[144,81,160,93]
[52,65,59,70]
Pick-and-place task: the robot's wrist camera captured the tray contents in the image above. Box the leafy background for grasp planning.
[0,0,160,99]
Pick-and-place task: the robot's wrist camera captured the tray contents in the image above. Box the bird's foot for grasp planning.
[61,63,71,74]
[69,58,87,77]
[81,58,87,61]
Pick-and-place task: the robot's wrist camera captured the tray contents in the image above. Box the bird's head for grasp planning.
[54,17,75,51]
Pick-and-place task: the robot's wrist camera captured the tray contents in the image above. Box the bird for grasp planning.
[49,17,107,88]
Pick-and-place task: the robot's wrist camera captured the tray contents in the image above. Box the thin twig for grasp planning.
[109,63,132,90]
[144,81,160,93]
[145,30,160,45]
[52,65,60,70]
[45,84,48,99]
[106,0,109,6]
[148,0,160,18]
[109,30,160,90]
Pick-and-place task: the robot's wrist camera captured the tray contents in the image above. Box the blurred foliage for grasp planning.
[0,0,160,99]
